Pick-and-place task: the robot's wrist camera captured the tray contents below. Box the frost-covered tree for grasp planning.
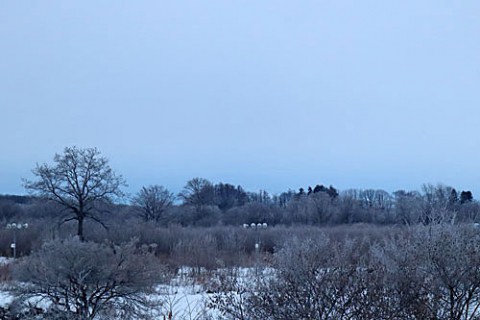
[24,147,126,241]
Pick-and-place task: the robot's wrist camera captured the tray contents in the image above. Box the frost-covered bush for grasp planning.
[12,237,167,319]
[212,224,480,320]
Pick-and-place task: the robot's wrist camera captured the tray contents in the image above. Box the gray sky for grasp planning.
[1,1,480,196]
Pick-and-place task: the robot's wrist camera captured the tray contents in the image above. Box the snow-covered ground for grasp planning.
[0,257,14,308]
[0,264,256,319]
[156,284,216,319]
[0,280,217,319]
[0,257,11,266]
[0,254,270,320]
[154,266,260,319]
[0,290,14,308]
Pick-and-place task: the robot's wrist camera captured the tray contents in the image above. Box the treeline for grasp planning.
[2,146,478,229]
[170,180,477,226]
[110,179,479,226]
[1,180,478,228]
[169,179,477,226]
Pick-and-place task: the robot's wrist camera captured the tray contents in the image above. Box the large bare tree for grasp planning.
[178,177,214,211]
[23,146,126,241]
[132,185,175,222]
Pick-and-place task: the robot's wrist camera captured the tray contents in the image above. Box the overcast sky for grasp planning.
[1,1,480,197]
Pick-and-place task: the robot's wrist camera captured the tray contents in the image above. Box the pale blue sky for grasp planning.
[1,1,480,196]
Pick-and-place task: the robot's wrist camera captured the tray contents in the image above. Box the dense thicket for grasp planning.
[211,224,480,320]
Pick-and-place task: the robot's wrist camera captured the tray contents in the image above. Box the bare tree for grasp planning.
[23,146,126,241]
[421,183,456,225]
[307,191,338,224]
[393,190,423,225]
[13,237,165,319]
[262,236,369,319]
[178,177,214,212]
[132,185,175,223]
[212,235,369,319]
[419,224,480,319]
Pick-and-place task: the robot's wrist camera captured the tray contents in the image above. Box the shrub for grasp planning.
[12,237,167,319]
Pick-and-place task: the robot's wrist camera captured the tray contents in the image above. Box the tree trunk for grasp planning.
[78,216,85,242]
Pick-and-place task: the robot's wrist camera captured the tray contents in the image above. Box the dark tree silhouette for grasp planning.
[178,178,215,211]
[460,190,473,204]
[132,185,175,222]
[213,183,248,211]
[23,147,126,241]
